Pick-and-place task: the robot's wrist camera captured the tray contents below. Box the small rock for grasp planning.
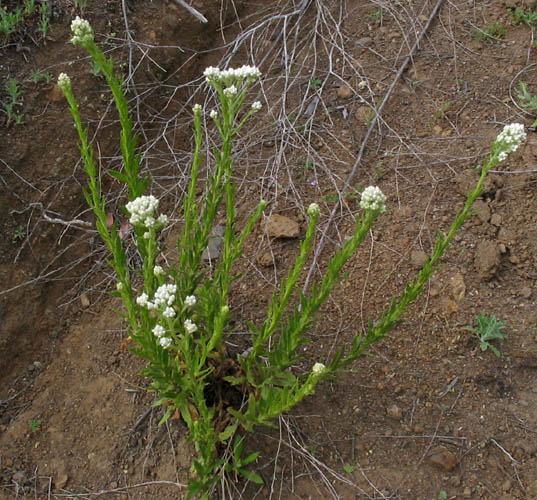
[450,272,466,301]
[427,446,457,471]
[502,479,512,492]
[265,215,300,238]
[202,225,225,261]
[80,293,90,308]
[463,486,472,498]
[490,213,502,226]
[4,457,13,466]
[433,125,443,135]
[47,84,64,102]
[337,84,352,99]
[474,240,501,280]
[257,251,276,267]
[413,424,424,433]
[520,286,532,298]
[110,481,118,489]
[55,473,68,490]
[386,404,403,420]
[410,250,428,268]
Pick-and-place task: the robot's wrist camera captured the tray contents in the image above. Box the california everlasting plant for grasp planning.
[58,17,526,500]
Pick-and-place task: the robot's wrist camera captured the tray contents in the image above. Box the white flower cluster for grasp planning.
[307,203,320,216]
[203,65,261,84]
[184,319,197,334]
[136,283,177,312]
[251,101,262,112]
[152,324,172,348]
[223,85,238,97]
[210,110,218,120]
[495,123,526,162]
[359,186,387,213]
[57,73,71,91]
[125,195,167,229]
[153,265,164,277]
[312,362,326,375]
[192,104,202,114]
[185,295,196,307]
[71,16,94,44]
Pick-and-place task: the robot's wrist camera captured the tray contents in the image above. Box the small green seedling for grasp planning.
[371,7,383,22]
[511,7,537,27]
[3,78,24,125]
[517,81,537,128]
[474,20,505,43]
[0,6,23,37]
[433,100,452,120]
[38,2,50,38]
[23,0,36,15]
[343,464,356,474]
[30,69,53,84]
[438,491,448,500]
[310,76,322,91]
[466,313,507,357]
[12,226,26,244]
[28,419,41,433]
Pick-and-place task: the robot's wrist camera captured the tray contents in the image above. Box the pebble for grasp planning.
[502,479,512,492]
[202,225,225,261]
[5,457,13,466]
[55,473,68,490]
[265,214,300,238]
[427,446,457,471]
[463,486,472,497]
[410,250,428,268]
[520,286,532,298]
[386,404,403,420]
[337,84,352,99]
[80,293,90,308]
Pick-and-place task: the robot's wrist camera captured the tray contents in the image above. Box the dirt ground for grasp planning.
[2,0,537,498]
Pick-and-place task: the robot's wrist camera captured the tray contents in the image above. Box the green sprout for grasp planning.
[517,81,537,128]
[474,20,505,43]
[3,77,24,125]
[27,419,41,433]
[466,313,507,357]
[511,7,537,27]
[12,226,26,244]
[38,2,50,38]
[30,69,53,84]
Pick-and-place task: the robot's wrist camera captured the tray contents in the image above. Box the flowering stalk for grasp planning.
[328,123,527,370]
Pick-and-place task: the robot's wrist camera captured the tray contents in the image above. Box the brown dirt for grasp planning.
[2,0,537,499]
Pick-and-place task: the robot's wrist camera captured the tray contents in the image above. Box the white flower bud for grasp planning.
[307,203,320,216]
[312,362,326,375]
[360,186,387,213]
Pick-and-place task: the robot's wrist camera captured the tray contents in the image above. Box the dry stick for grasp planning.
[171,0,208,24]
[302,0,445,294]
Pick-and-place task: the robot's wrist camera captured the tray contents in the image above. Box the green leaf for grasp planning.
[239,468,264,484]
[241,451,260,466]
[343,464,356,474]
[218,422,237,443]
[108,169,129,184]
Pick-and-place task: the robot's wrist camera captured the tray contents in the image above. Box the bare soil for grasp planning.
[1,0,537,499]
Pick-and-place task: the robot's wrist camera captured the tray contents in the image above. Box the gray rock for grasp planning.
[474,240,501,279]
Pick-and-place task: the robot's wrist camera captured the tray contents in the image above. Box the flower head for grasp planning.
[185,295,196,307]
[251,101,262,112]
[223,85,238,97]
[192,103,202,115]
[159,337,172,349]
[57,73,71,92]
[70,16,94,45]
[307,203,320,217]
[116,282,124,291]
[153,265,164,277]
[152,324,165,338]
[184,319,197,334]
[163,306,176,318]
[136,292,149,307]
[360,186,387,213]
[125,195,159,227]
[312,362,326,375]
[494,123,526,161]
[209,109,218,120]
